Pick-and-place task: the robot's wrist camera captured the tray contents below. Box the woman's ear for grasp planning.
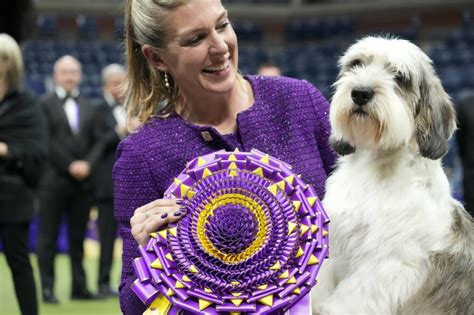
[142,44,168,72]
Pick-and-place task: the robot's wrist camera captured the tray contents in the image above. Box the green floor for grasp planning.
[0,254,122,315]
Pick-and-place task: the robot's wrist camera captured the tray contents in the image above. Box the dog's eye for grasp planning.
[395,72,410,85]
[349,59,362,68]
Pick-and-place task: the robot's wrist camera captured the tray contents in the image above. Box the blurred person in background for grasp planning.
[0,33,47,315]
[257,61,282,77]
[37,55,102,303]
[93,63,140,298]
[456,92,474,217]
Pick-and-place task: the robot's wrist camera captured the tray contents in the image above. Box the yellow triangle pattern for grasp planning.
[285,175,295,185]
[300,224,310,236]
[268,184,278,196]
[149,232,157,239]
[260,155,270,164]
[229,169,238,177]
[307,197,317,207]
[175,280,185,289]
[295,246,304,258]
[228,154,238,161]
[288,222,297,235]
[199,299,213,311]
[307,254,319,265]
[253,167,264,177]
[202,168,213,179]
[204,288,212,293]
[180,184,190,197]
[186,190,196,199]
[276,180,286,191]
[150,258,163,270]
[166,288,175,297]
[278,270,289,279]
[197,157,207,166]
[311,225,319,234]
[182,275,191,282]
[231,299,244,306]
[231,292,242,297]
[269,261,281,270]
[146,294,172,315]
[257,284,268,290]
[165,253,173,261]
[173,178,181,185]
[168,227,177,237]
[189,265,199,273]
[292,287,301,295]
[322,230,328,237]
[287,276,297,284]
[292,201,301,212]
[228,162,238,169]
[158,230,167,239]
[257,295,273,307]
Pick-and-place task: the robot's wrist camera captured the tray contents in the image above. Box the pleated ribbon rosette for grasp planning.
[132,149,329,315]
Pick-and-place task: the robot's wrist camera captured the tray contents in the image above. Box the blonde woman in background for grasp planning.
[0,33,47,315]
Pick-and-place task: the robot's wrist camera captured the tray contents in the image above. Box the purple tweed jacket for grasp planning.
[113,75,336,314]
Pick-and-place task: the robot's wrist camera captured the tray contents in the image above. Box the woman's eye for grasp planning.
[186,35,204,46]
[218,21,230,30]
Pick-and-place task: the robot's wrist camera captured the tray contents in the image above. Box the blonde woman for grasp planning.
[0,33,47,315]
[116,1,336,313]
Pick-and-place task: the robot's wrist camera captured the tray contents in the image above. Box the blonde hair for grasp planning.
[124,0,189,125]
[0,33,24,92]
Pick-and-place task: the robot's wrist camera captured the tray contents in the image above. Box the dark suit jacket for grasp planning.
[40,92,102,191]
[93,98,122,200]
[0,90,47,222]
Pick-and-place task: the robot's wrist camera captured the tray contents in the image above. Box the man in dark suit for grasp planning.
[93,64,127,297]
[37,55,101,303]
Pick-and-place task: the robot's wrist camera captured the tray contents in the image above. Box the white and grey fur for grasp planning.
[312,36,474,315]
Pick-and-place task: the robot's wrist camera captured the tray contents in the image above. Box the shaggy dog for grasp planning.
[312,36,474,315]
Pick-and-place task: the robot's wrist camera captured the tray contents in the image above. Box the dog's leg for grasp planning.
[311,259,337,314]
[317,256,427,315]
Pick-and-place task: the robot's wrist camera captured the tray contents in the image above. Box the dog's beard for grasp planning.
[331,84,414,151]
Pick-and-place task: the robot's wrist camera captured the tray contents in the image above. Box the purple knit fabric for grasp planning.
[113,75,336,315]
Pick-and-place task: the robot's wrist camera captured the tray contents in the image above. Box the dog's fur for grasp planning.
[312,36,474,315]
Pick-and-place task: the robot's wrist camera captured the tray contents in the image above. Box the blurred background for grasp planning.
[1,0,473,314]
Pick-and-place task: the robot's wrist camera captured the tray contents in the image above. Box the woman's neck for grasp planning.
[177,77,253,134]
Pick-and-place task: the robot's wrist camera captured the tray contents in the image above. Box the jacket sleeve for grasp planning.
[41,101,76,175]
[2,94,48,188]
[113,136,160,315]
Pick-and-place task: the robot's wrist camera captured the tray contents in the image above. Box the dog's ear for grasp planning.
[330,136,356,156]
[415,74,456,160]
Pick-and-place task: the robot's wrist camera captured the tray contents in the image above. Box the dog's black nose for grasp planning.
[351,87,374,106]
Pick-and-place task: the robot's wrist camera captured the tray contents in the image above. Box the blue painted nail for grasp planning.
[174,211,182,216]
[160,213,168,219]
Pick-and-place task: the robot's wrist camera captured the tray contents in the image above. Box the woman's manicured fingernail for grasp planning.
[160,213,168,219]
[179,206,187,212]
[174,211,182,216]
[176,199,184,205]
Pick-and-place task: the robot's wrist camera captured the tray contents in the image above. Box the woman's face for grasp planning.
[154,0,238,97]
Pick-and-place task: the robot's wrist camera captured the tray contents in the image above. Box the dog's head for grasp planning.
[330,36,456,159]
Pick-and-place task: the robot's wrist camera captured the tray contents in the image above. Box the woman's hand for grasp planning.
[130,198,185,246]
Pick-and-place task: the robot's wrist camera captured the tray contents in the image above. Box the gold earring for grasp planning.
[164,71,170,93]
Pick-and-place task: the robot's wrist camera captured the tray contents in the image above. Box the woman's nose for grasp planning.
[209,31,228,55]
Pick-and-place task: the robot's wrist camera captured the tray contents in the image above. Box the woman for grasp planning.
[0,33,47,315]
[115,1,336,314]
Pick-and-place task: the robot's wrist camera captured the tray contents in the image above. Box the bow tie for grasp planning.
[62,94,78,103]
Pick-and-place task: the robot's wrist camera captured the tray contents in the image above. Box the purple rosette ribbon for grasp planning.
[132,149,329,314]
